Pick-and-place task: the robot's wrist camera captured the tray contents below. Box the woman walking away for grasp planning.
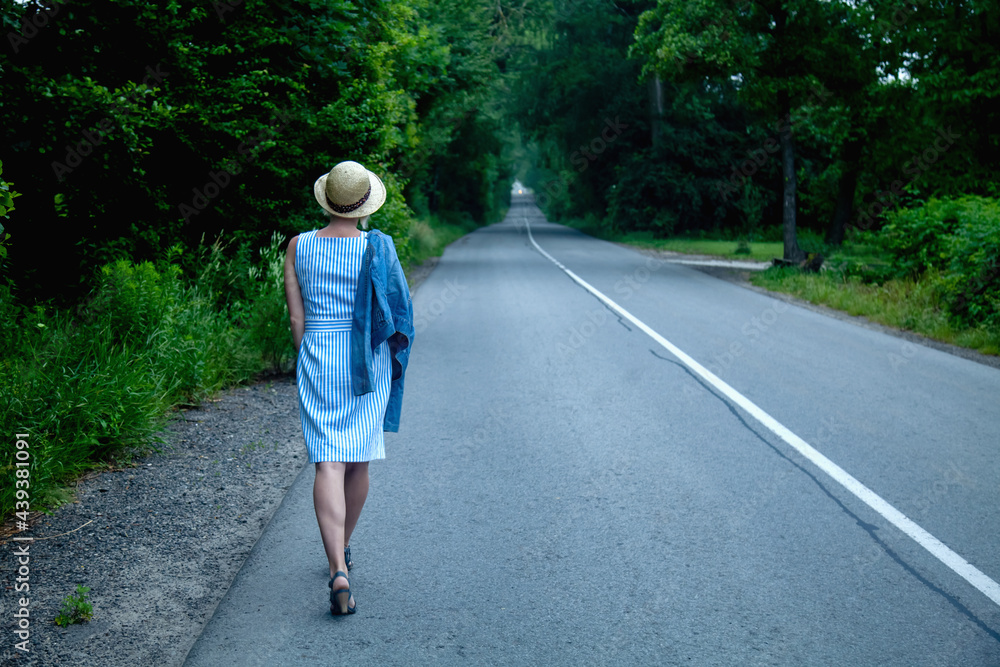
[283,161,414,616]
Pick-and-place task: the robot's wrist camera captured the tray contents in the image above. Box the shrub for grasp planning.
[0,233,287,522]
[878,197,967,278]
[879,196,1000,329]
[938,202,1000,329]
[606,153,701,236]
[87,260,182,345]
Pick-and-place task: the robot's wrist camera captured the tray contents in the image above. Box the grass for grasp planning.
[751,266,1000,356]
[616,233,784,261]
[559,218,785,261]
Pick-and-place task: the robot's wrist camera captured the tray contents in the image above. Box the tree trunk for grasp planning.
[648,73,665,148]
[778,90,805,262]
[826,135,862,245]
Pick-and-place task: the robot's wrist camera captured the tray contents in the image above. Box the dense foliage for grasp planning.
[0,0,515,303]
[873,196,1000,329]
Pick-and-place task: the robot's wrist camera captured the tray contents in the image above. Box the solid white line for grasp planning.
[524,217,1000,608]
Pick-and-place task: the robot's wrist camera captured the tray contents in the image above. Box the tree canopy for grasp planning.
[0,0,518,302]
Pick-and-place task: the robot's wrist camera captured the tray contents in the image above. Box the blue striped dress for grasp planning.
[294,229,392,463]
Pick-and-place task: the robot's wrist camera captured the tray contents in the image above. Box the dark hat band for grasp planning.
[327,184,371,214]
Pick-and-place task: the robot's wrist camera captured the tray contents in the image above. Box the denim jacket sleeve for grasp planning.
[350,230,414,432]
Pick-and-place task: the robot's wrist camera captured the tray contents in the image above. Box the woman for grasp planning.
[283,160,413,616]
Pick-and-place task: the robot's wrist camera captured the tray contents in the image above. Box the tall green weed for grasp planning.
[0,233,293,521]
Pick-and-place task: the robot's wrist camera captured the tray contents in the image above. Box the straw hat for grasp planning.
[313,161,386,218]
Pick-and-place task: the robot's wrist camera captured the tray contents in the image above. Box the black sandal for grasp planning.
[345,545,353,571]
[329,571,356,615]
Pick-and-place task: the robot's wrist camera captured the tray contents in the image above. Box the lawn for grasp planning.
[597,229,781,261]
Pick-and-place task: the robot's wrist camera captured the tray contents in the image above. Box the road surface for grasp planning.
[184,194,1000,666]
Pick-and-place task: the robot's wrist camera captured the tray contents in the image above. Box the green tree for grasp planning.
[632,0,858,260]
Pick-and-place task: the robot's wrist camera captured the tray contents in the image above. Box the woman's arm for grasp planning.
[283,235,305,353]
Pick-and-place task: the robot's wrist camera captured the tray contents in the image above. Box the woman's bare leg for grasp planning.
[343,462,370,549]
[313,462,351,606]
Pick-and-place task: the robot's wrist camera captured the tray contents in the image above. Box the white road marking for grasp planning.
[663,258,769,270]
[524,216,1000,608]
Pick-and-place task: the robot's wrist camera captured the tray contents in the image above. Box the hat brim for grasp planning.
[313,169,387,218]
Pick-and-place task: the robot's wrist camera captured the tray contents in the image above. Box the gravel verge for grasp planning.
[1,376,308,666]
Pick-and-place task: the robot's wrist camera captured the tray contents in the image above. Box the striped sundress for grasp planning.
[294,229,392,463]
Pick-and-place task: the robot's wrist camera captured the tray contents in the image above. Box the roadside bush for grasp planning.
[937,202,1000,329]
[827,232,897,284]
[408,219,437,261]
[878,197,967,277]
[606,153,703,236]
[879,196,1000,329]
[0,237,288,522]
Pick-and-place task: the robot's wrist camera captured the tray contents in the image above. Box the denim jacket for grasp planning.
[350,230,414,432]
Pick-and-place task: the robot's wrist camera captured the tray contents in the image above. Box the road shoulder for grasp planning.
[0,377,307,667]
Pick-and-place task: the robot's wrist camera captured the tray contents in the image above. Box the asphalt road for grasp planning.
[184,195,1000,666]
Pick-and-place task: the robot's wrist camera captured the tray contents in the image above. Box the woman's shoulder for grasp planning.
[285,230,314,258]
